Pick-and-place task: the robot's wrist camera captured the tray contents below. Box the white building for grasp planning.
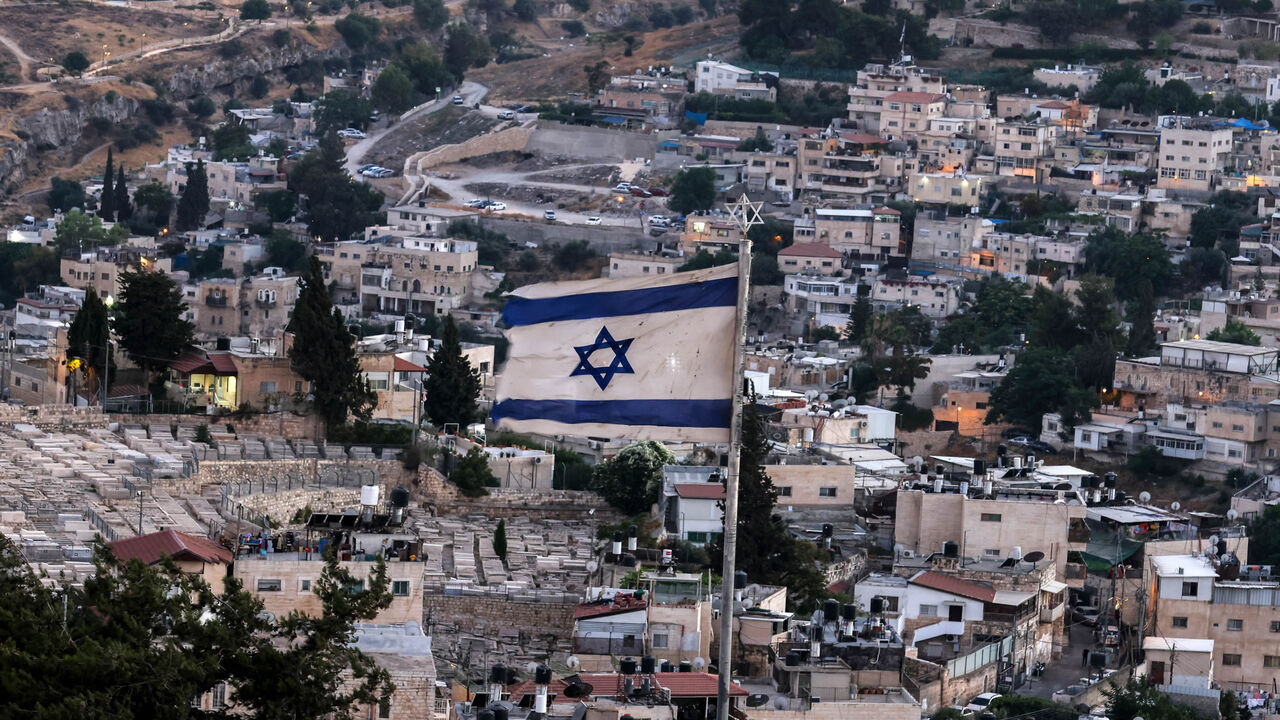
[693,60,776,101]
[657,465,725,546]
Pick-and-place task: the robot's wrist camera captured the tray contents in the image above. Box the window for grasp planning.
[392,581,411,597]
[1232,424,1245,432]
[1182,581,1199,598]
[818,487,838,497]
[984,549,1000,556]
[981,513,1002,522]
[778,486,792,497]
[1228,618,1243,631]
[686,531,708,543]
[1223,654,1242,666]
[1266,656,1280,668]
[1172,616,1188,628]
[213,682,228,709]
[919,604,937,617]
[1271,621,1280,632]
[259,381,277,395]
[652,633,669,649]
[256,579,283,592]
[300,579,312,592]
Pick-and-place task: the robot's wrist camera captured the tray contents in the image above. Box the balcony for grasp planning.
[1039,601,1065,624]
[255,298,277,309]
[205,294,228,307]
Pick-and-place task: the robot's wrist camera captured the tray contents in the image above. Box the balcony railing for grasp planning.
[255,298,277,308]
[205,294,228,307]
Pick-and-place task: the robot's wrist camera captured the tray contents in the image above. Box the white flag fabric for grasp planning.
[491,263,738,442]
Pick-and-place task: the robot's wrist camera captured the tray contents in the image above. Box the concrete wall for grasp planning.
[237,557,425,623]
[480,217,653,253]
[526,124,657,162]
[768,465,858,506]
[405,124,535,173]
[423,593,578,649]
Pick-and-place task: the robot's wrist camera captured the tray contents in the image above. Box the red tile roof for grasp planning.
[838,132,888,145]
[779,242,843,259]
[1037,100,1071,109]
[575,672,747,698]
[208,352,237,374]
[873,206,903,215]
[111,529,233,566]
[394,356,427,373]
[574,592,647,619]
[674,483,726,500]
[170,351,214,374]
[885,91,946,104]
[909,571,996,603]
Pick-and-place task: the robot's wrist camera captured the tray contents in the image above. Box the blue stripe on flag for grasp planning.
[503,276,737,327]
[491,398,733,428]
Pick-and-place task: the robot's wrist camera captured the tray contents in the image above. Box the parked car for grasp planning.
[1073,606,1101,626]
[648,215,670,226]
[486,201,507,211]
[964,693,1001,713]
[543,210,557,221]
[357,164,377,173]
[585,216,602,225]
[613,183,632,192]
[465,199,487,208]
[337,128,366,138]
[451,94,465,105]
[647,187,669,196]
[630,187,653,197]
[497,110,515,120]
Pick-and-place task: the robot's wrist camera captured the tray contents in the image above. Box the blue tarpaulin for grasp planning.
[600,116,627,125]
[684,110,708,126]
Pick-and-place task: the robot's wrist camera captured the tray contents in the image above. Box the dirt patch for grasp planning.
[468,15,742,102]
[364,106,500,170]
[526,164,617,187]
[0,4,221,71]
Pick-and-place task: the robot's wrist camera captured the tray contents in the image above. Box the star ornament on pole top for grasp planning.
[726,193,764,235]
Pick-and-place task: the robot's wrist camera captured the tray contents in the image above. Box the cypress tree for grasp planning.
[175,160,210,231]
[98,148,116,221]
[493,519,507,562]
[423,316,481,429]
[66,288,112,399]
[114,165,132,222]
[288,256,376,431]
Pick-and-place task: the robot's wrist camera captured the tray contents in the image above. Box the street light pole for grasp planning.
[103,295,114,410]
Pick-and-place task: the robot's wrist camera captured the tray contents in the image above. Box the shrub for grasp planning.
[560,20,586,37]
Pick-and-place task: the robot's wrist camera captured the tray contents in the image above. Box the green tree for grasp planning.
[289,133,384,242]
[1207,318,1262,345]
[99,147,116,221]
[444,23,492,80]
[736,126,774,151]
[1028,285,1078,350]
[1126,279,1157,357]
[591,441,676,515]
[396,43,451,98]
[424,316,482,428]
[336,13,381,48]
[265,229,309,271]
[415,0,451,28]
[986,347,1096,430]
[513,0,537,20]
[450,446,493,496]
[668,166,717,215]
[0,244,59,307]
[315,90,375,133]
[1249,503,1280,565]
[1084,226,1174,299]
[1104,677,1201,720]
[844,289,872,342]
[257,189,298,224]
[212,121,256,160]
[114,265,195,388]
[709,398,828,611]
[176,159,210,231]
[241,0,273,20]
[371,64,415,114]
[493,518,508,561]
[55,209,127,252]
[114,165,132,222]
[48,176,86,212]
[187,95,217,118]
[289,256,376,430]
[133,181,174,228]
[250,73,271,98]
[66,288,113,398]
[62,50,90,76]
[568,0,590,9]
[584,60,610,94]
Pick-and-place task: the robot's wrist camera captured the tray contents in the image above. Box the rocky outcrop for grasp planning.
[0,92,139,193]
[162,43,345,99]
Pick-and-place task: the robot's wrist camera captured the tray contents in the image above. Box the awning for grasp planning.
[600,116,627,125]
[1041,580,1068,594]
[170,352,214,374]
[992,590,1037,606]
[208,353,237,374]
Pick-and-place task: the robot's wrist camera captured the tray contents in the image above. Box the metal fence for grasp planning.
[947,636,1013,678]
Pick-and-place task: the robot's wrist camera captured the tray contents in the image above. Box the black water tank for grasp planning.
[641,655,656,674]
[492,706,509,720]
[535,665,553,685]
[943,541,959,558]
[1218,539,1228,556]
[785,652,800,666]
[620,657,637,675]
[490,664,506,684]
[823,598,839,620]
[870,597,885,614]
[734,570,748,589]
[841,603,857,621]
[679,661,692,673]
[477,711,495,720]
[216,336,231,351]
[390,486,410,507]
[821,523,834,537]
[505,667,518,685]
[660,660,674,672]
[973,459,986,476]
[1104,471,1117,487]
[935,464,945,475]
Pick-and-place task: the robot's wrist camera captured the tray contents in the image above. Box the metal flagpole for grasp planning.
[716,194,762,720]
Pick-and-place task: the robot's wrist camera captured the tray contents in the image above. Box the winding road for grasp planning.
[343,80,489,177]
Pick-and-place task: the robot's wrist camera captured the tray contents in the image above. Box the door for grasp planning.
[948,604,964,622]
[1149,660,1165,685]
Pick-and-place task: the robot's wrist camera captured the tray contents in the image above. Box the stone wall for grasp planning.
[405,124,534,174]
[0,404,108,429]
[427,486,620,522]
[424,593,578,657]
[113,411,322,441]
[239,486,363,522]
[526,123,657,162]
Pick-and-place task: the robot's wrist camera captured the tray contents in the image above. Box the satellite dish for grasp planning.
[586,560,599,573]
[526,662,539,674]
[1023,551,1045,564]
[746,694,769,708]
[805,390,819,401]
[1170,501,1181,512]
[562,682,593,698]
[894,543,907,555]
[692,657,707,670]
[772,696,789,710]
[1139,491,1152,503]
[819,393,829,402]
[566,655,581,669]
[1209,534,1220,546]
[1227,509,1240,521]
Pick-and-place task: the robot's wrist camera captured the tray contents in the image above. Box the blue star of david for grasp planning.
[571,326,635,390]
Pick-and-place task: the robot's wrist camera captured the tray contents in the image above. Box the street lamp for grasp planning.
[103,295,114,409]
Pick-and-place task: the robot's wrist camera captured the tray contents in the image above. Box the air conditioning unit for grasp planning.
[900,550,914,559]
[588,440,603,450]
[945,635,959,643]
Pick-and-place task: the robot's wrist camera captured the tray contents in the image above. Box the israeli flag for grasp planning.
[492,264,738,442]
